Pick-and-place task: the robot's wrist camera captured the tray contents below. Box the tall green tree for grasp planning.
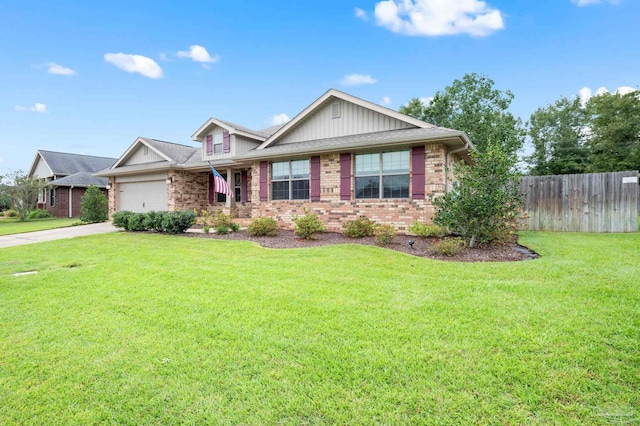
[0,171,45,221]
[585,91,640,172]
[80,185,108,223]
[400,73,525,155]
[527,96,588,175]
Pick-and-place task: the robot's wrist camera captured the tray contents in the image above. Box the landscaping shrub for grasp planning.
[4,209,19,218]
[160,210,196,234]
[294,210,326,240]
[143,211,166,232]
[343,216,376,238]
[80,185,108,223]
[112,211,134,230]
[433,143,523,247]
[215,225,229,235]
[27,209,52,220]
[247,217,278,237]
[408,221,447,238]
[432,237,464,257]
[374,224,397,245]
[230,222,240,232]
[213,211,234,228]
[127,213,147,232]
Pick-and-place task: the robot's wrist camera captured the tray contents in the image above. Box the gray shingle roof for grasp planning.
[259,124,286,136]
[141,138,198,164]
[215,119,270,139]
[236,127,471,160]
[39,150,117,175]
[49,172,109,188]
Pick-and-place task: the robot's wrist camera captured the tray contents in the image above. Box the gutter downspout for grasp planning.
[69,186,74,218]
[445,140,469,193]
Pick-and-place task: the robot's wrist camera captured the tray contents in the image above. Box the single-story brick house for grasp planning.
[96,89,474,231]
[29,150,117,218]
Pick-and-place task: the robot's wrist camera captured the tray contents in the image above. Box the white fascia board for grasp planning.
[191,118,266,142]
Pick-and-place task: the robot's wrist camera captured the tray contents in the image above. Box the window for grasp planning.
[50,188,57,206]
[206,133,223,155]
[234,172,242,201]
[271,160,309,200]
[355,151,409,199]
[217,172,227,203]
[213,133,223,154]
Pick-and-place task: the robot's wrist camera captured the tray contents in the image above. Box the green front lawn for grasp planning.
[0,231,638,424]
[0,217,78,236]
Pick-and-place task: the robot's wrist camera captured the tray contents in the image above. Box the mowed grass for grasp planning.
[0,231,638,425]
[0,217,78,236]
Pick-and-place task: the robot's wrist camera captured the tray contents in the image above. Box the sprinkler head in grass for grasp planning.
[408,240,415,249]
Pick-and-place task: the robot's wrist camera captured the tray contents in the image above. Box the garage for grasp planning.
[117,173,168,213]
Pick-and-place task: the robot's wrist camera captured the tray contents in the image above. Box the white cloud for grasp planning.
[374,0,504,37]
[31,103,48,113]
[419,96,434,106]
[381,96,392,106]
[355,7,369,21]
[340,73,378,86]
[578,85,638,106]
[104,53,163,79]
[47,62,76,75]
[176,45,220,63]
[271,113,290,125]
[15,104,48,113]
[571,0,619,6]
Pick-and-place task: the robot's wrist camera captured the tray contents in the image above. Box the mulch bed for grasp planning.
[184,229,539,262]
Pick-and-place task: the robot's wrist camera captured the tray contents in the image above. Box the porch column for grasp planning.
[226,168,235,208]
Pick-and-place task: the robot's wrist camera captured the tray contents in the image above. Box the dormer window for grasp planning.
[206,133,224,155]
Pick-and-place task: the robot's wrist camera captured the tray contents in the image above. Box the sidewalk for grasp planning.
[0,222,119,249]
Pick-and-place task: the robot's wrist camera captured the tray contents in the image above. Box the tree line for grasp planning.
[400,72,639,175]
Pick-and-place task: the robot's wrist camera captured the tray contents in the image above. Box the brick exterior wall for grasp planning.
[48,187,107,218]
[249,143,452,232]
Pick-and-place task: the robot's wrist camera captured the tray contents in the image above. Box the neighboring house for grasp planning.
[29,150,117,218]
[96,89,474,231]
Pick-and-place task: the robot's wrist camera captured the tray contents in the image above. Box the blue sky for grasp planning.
[1,0,638,173]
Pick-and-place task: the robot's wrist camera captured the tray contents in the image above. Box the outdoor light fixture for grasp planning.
[408,240,415,249]
[105,183,111,189]
[166,176,173,184]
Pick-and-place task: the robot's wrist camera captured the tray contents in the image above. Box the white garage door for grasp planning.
[119,180,167,212]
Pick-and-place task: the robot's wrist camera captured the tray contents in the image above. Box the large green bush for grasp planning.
[374,224,397,245]
[80,185,108,223]
[433,144,523,247]
[247,217,278,237]
[294,210,326,240]
[112,210,195,234]
[343,216,376,238]
[27,209,52,220]
[112,211,134,230]
[160,210,197,234]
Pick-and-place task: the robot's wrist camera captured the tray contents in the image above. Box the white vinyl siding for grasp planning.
[277,99,414,145]
[33,158,53,179]
[235,135,262,155]
[122,145,165,165]
[203,125,234,161]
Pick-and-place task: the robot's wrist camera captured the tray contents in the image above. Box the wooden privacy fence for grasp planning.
[520,171,639,232]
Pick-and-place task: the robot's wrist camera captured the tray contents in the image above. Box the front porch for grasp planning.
[167,167,253,219]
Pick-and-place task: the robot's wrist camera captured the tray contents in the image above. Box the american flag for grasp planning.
[210,164,234,198]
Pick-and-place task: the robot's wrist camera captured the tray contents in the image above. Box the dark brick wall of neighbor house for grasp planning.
[46,188,108,218]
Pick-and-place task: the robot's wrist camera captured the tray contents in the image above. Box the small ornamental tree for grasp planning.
[0,171,44,221]
[432,144,523,247]
[80,185,108,223]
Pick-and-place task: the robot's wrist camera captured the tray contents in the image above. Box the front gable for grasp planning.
[113,138,173,169]
[259,89,433,150]
[29,153,54,179]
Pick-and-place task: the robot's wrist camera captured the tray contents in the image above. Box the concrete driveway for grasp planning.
[0,222,119,249]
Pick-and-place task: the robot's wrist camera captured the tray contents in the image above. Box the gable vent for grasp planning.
[331,101,341,119]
